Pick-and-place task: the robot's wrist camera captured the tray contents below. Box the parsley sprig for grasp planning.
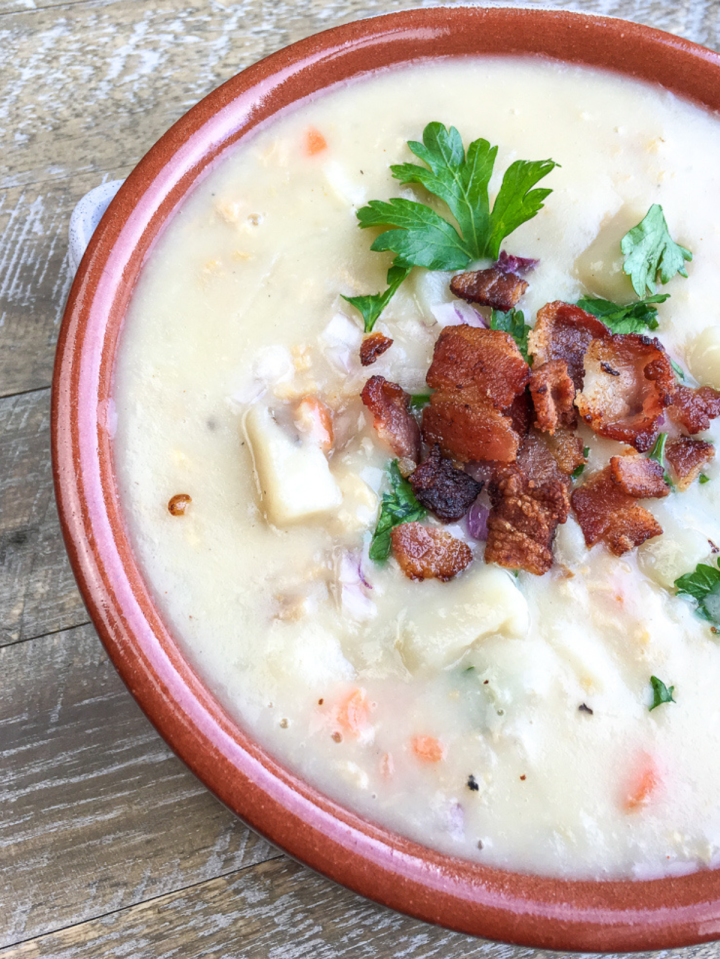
[675,558,720,627]
[621,204,692,297]
[576,293,669,335]
[649,676,676,711]
[648,432,672,486]
[369,460,427,563]
[490,308,530,362]
[344,123,558,331]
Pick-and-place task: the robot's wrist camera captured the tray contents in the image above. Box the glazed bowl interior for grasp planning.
[53,6,720,951]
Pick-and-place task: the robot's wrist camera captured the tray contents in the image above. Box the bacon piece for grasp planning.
[409,444,483,522]
[427,326,530,410]
[571,467,662,556]
[528,301,610,391]
[609,454,669,498]
[506,389,532,438]
[668,385,720,434]
[422,396,520,463]
[529,359,576,434]
[666,437,715,491]
[575,334,676,452]
[485,433,570,575]
[545,428,586,476]
[450,267,528,312]
[361,375,420,462]
[360,332,393,367]
[391,522,472,581]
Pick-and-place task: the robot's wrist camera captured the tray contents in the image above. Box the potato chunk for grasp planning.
[245,404,342,526]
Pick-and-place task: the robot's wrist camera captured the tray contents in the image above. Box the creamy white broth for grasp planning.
[114,57,720,879]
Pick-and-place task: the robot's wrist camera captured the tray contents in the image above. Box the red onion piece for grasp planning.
[495,250,539,276]
[431,301,487,328]
[466,499,490,541]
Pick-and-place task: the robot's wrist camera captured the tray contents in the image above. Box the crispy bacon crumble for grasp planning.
[391,522,472,581]
[361,375,421,462]
[528,301,610,390]
[409,444,483,522]
[668,385,720,435]
[450,266,528,312]
[571,467,663,556]
[529,359,576,434]
[609,453,670,499]
[575,333,676,452]
[360,332,393,366]
[666,437,715,491]
[485,434,570,575]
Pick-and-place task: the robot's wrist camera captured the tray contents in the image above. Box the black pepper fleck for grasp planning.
[600,361,620,376]
[520,774,527,781]
[467,774,479,792]
[331,732,342,743]
[578,702,594,715]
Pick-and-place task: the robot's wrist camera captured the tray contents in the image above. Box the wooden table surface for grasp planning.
[4,0,720,956]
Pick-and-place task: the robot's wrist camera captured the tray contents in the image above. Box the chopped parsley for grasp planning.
[648,432,672,486]
[700,473,711,484]
[649,675,676,711]
[409,392,432,410]
[621,204,692,297]
[490,307,531,362]
[344,122,558,329]
[369,460,427,563]
[671,358,686,381]
[342,262,412,333]
[675,558,720,626]
[571,447,591,480]
[576,293,668,334]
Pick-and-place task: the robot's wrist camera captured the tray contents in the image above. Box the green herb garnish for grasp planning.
[675,558,720,624]
[369,460,427,563]
[671,358,686,381]
[571,447,591,480]
[648,431,673,486]
[342,262,412,334]
[621,204,692,297]
[409,392,432,410]
[700,473,711,484]
[344,123,558,329]
[649,675,676,711]
[576,293,669,334]
[490,308,531,362]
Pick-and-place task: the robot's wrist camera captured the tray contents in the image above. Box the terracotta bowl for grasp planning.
[52,6,720,951]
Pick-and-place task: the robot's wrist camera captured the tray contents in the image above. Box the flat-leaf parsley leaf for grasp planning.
[649,675,676,711]
[369,460,427,563]
[490,308,531,362]
[621,204,692,297]
[576,293,669,334]
[345,123,558,329]
[675,557,720,626]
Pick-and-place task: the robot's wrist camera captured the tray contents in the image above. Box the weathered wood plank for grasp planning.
[0,623,280,948]
[0,388,89,643]
[4,853,720,959]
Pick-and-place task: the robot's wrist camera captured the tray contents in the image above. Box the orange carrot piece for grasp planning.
[624,756,659,810]
[305,127,327,155]
[294,396,334,451]
[411,735,445,763]
[337,688,369,736]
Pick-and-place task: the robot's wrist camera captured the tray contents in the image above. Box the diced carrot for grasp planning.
[411,735,445,763]
[337,688,369,737]
[305,127,327,156]
[380,752,394,779]
[294,396,334,451]
[624,755,659,810]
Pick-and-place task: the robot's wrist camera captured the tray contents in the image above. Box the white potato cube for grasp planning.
[244,404,342,526]
[638,526,711,589]
[689,326,720,389]
[397,565,529,672]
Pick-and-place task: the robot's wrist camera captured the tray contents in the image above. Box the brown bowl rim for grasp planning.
[52,6,720,951]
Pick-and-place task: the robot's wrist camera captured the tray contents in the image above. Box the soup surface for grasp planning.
[114,57,720,879]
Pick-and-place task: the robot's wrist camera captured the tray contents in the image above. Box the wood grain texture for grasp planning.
[0,623,279,947]
[3,854,720,959]
[0,389,88,643]
[4,0,720,956]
